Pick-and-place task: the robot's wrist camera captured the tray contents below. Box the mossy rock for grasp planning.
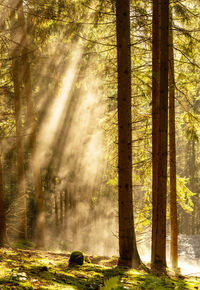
[69,251,84,266]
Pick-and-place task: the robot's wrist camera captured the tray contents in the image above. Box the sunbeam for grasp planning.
[34,44,83,169]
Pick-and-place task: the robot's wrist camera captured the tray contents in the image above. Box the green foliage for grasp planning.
[107,176,118,186]
[186,128,199,142]
[177,177,195,212]
[173,3,190,22]
[100,276,120,289]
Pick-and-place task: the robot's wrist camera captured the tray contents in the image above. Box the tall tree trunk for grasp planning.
[169,9,178,270]
[116,0,141,268]
[152,0,169,272]
[9,3,27,240]
[151,0,160,266]
[0,144,6,247]
[17,0,45,247]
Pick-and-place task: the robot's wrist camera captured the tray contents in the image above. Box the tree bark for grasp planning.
[55,193,59,232]
[151,0,160,266]
[0,144,6,247]
[151,0,169,272]
[72,185,78,245]
[64,190,68,234]
[60,192,63,228]
[9,2,27,240]
[17,0,45,247]
[169,9,178,270]
[116,0,141,268]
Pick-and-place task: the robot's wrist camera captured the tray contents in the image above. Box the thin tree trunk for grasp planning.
[0,144,6,247]
[72,185,78,245]
[9,3,27,240]
[64,189,68,234]
[60,192,63,228]
[17,0,45,247]
[151,0,160,266]
[152,0,169,272]
[55,193,59,232]
[191,138,196,235]
[116,0,141,268]
[169,9,178,270]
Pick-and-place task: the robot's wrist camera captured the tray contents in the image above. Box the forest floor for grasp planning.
[0,246,199,289]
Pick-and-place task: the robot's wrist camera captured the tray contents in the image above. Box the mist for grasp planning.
[1,1,200,284]
[25,35,119,256]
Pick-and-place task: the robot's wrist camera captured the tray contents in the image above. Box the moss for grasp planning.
[0,248,199,289]
[11,239,35,250]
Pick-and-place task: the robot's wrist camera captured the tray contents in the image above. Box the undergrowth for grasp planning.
[0,247,199,289]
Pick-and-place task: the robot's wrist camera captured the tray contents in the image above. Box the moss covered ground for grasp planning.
[0,247,199,289]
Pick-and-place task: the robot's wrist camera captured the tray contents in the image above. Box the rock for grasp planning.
[40,266,48,271]
[69,251,84,266]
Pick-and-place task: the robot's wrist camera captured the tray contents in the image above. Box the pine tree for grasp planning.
[151,0,160,267]
[151,0,169,272]
[9,0,27,240]
[0,144,6,246]
[116,0,141,268]
[169,8,178,270]
[18,0,45,248]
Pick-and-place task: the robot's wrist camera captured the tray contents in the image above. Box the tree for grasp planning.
[116,0,141,268]
[0,143,6,247]
[169,8,178,270]
[17,0,45,248]
[9,1,27,240]
[151,0,160,267]
[151,0,169,271]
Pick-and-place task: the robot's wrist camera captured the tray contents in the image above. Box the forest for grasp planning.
[0,0,200,289]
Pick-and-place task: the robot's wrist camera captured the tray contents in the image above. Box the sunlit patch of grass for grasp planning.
[119,269,200,289]
[98,256,118,267]
[41,284,77,289]
[0,264,10,278]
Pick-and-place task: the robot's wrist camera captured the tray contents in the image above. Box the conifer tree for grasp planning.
[0,144,6,246]
[151,0,160,267]
[116,0,141,268]
[9,0,27,240]
[18,0,45,248]
[151,0,169,271]
[169,8,178,270]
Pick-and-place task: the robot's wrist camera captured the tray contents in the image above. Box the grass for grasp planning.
[0,247,199,289]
